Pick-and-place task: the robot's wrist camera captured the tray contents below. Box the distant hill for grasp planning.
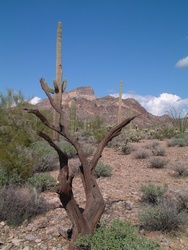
[37,86,170,128]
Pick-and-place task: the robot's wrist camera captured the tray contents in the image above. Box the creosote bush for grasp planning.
[141,183,168,204]
[173,162,188,177]
[139,197,187,232]
[133,149,150,159]
[31,141,58,172]
[152,147,166,156]
[76,219,162,250]
[149,157,168,169]
[0,187,51,226]
[26,173,56,192]
[176,189,188,212]
[60,141,77,158]
[122,143,134,155]
[167,134,188,147]
[95,162,112,178]
[145,141,159,150]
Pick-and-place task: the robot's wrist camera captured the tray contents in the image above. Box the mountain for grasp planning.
[37,86,170,128]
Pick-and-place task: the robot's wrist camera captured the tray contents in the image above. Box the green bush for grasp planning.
[60,142,77,158]
[149,128,177,140]
[139,197,187,232]
[83,145,94,157]
[0,187,51,226]
[76,220,162,250]
[167,134,188,147]
[95,162,112,178]
[122,144,134,155]
[91,116,108,142]
[0,167,22,187]
[31,140,58,172]
[26,173,56,192]
[141,184,168,204]
[149,157,168,169]
[0,145,34,186]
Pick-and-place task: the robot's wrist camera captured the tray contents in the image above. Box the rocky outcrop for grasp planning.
[37,86,170,127]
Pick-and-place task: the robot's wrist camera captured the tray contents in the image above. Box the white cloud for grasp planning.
[110,92,188,117]
[175,56,188,67]
[29,96,41,105]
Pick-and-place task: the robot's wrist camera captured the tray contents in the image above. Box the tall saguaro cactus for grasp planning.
[42,22,67,142]
[118,80,123,124]
[70,99,76,135]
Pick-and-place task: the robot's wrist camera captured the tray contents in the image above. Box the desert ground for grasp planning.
[1,139,188,250]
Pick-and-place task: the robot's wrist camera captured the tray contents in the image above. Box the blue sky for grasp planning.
[0,0,188,116]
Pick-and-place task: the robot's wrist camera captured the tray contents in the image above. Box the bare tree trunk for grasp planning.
[25,77,140,250]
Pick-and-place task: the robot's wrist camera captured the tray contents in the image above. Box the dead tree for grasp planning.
[25,80,139,249]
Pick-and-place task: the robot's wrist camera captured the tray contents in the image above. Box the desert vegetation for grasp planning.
[1,22,188,250]
[1,86,188,249]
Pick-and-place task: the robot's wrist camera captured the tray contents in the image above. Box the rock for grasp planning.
[25,234,36,241]
[1,244,13,250]
[23,247,30,250]
[12,237,23,246]
[125,200,133,210]
[35,238,42,243]
[38,218,49,228]
[0,221,6,227]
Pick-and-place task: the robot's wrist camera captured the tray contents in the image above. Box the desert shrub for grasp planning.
[149,157,168,168]
[93,128,107,143]
[133,149,150,159]
[31,140,58,172]
[76,219,162,250]
[140,197,187,232]
[167,134,188,147]
[83,145,94,157]
[122,143,134,155]
[34,153,58,173]
[0,167,22,187]
[176,189,188,212]
[0,145,34,186]
[152,147,166,156]
[86,115,108,143]
[124,129,143,143]
[149,128,177,140]
[26,173,56,192]
[141,183,165,203]
[95,162,112,178]
[173,162,188,177]
[167,139,177,147]
[0,187,51,226]
[107,135,124,148]
[145,141,159,150]
[60,142,77,158]
[141,184,168,204]
[144,142,166,156]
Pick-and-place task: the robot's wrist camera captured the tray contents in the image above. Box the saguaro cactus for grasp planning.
[42,22,67,142]
[70,99,76,135]
[118,80,123,124]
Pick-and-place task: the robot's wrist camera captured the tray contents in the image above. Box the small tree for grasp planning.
[25,22,139,250]
[26,93,138,249]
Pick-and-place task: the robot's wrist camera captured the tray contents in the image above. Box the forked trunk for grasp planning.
[57,165,105,250]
